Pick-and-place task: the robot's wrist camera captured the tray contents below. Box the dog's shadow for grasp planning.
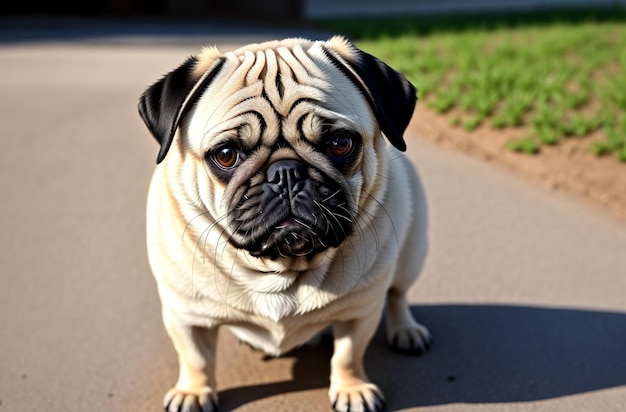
[219,304,626,410]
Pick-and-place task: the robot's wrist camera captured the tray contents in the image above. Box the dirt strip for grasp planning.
[409,104,626,222]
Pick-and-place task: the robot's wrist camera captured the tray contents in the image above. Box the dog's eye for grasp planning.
[327,134,354,157]
[214,146,239,169]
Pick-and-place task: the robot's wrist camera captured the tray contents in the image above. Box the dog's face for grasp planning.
[139,36,416,272]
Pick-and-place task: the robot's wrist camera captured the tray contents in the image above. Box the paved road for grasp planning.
[1,17,625,412]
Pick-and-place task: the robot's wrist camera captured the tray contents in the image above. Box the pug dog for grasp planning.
[138,36,431,412]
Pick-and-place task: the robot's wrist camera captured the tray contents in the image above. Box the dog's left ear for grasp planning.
[323,36,417,152]
[138,54,225,164]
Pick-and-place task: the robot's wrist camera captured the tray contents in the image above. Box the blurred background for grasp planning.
[4,0,626,24]
[2,2,626,412]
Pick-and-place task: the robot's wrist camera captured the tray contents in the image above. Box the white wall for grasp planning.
[304,0,626,19]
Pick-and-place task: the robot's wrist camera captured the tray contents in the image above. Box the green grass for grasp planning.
[316,9,626,162]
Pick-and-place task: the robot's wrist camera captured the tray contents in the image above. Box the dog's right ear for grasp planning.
[138,55,225,164]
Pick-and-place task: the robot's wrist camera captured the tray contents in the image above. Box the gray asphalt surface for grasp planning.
[1,17,625,412]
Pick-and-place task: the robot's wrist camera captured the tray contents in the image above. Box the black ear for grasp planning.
[138,56,225,163]
[323,44,417,152]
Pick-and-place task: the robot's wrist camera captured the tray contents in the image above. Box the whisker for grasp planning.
[360,190,399,251]
[321,189,342,203]
[191,213,230,296]
[211,214,242,307]
[202,214,231,262]
[314,200,344,246]
[331,211,353,223]
[294,218,317,235]
[182,210,214,242]
[356,209,381,260]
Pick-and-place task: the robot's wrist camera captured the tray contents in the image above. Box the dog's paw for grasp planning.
[329,382,385,412]
[163,387,217,412]
[389,322,432,355]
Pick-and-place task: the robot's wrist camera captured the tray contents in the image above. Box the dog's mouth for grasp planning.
[234,206,350,260]
[250,216,330,259]
[229,160,353,260]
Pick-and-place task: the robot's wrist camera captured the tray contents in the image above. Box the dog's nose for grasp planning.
[266,160,307,193]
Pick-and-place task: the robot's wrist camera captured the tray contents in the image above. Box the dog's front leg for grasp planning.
[162,310,218,412]
[330,306,385,412]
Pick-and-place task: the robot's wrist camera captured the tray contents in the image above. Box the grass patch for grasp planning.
[315,9,626,162]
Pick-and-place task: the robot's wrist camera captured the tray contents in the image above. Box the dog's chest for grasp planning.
[224,277,385,356]
[228,315,326,356]
[227,287,335,346]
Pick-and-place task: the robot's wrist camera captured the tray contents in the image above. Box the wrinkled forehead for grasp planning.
[186,40,375,146]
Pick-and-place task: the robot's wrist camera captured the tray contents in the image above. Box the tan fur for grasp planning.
[145,37,431,412]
